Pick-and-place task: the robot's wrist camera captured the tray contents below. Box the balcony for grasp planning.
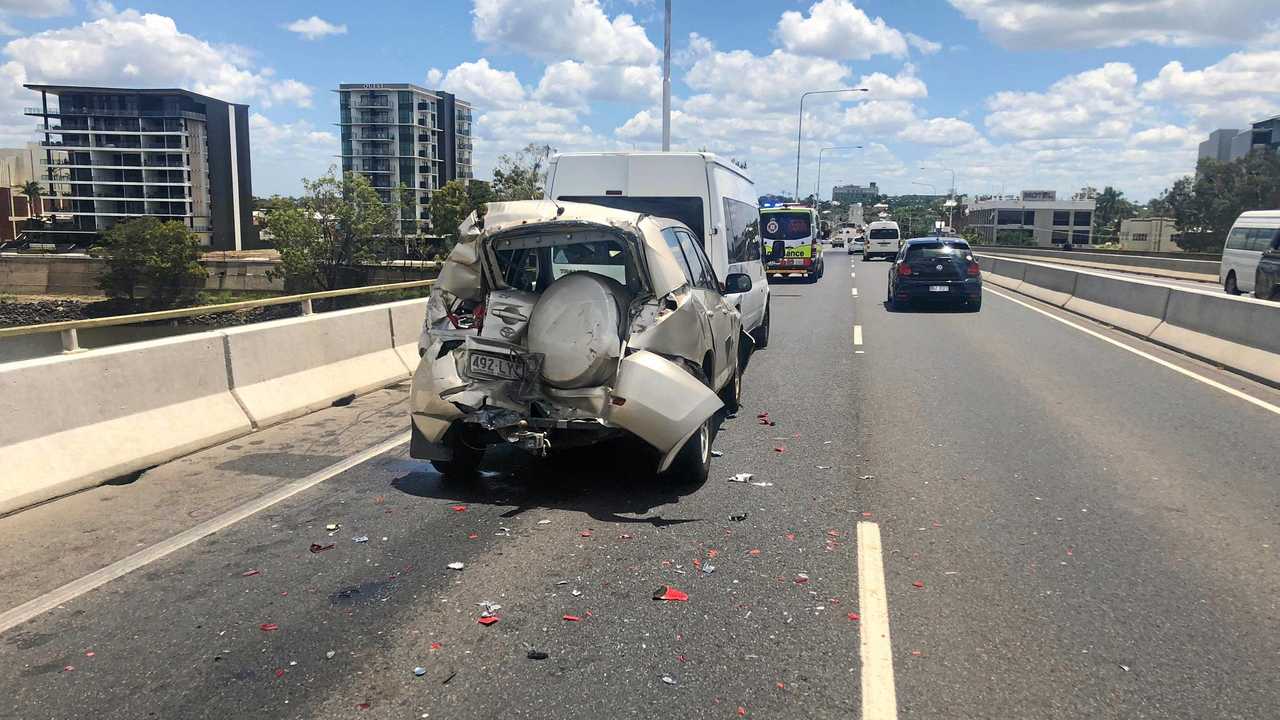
[25,106,204,120]
[360,130,392,140]
[353,97,390,108]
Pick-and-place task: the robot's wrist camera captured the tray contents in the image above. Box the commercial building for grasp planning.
[1199,129,1239,163]
[1118,217,1180,253]
[832,182,879,204]
[336,83,473,237]
[24,84,256,251]
[965,190,1096,247]
[1199,118,1280,165]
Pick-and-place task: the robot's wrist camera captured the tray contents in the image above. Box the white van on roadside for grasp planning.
[544,152,771,350]
[1220,210,1280,295]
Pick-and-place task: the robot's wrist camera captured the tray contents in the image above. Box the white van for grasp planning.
[864,220,901,261]
[544,152,771,349]
[1220,210,1280,295]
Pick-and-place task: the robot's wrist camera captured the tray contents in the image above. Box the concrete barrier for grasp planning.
[1019,263,1078,307]
[387,298,429,372]
[982,257,1026,291]
[0,332,252,514]
[1065,273,1171,337]
[1152,290,1280,385]
[223,304,410,427]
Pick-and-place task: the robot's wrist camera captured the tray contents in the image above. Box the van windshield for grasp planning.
[556,195,705,241]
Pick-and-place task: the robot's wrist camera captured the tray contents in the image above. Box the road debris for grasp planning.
[451,505,467,512]
[1119,664,1130,672]
[274,668,286,678]
[356,702,370,710]
[816,465,832,470]
[326,651,336,659]
[730,514,748,522]
[563,615,582,622]
[537,519,552,525]
[527,650,549,660]
[702,564,717,575]
[653,586,689,602]
[711,449,724,458]
[580,530,593,538]
[496,527,511,537]
[325,523,340,531]
[794,574,810,584]
[468,532,479,539]
[477,616,499,626]
[352,535,369,543]
[773,446,785,453]
[241,569,261,577]
[413,666,427,677]
[913,580,925,589]
[751,481,773,487]
[848,613,860,621]
[749,549,761,556]
[430,642,442,650]
[728,473,754,483]
[260,623,279,632]
[447,562,465,570]
[662,675,677,685]
[859,475,874,480]
[571,589,582,597]
[309,543,335,553]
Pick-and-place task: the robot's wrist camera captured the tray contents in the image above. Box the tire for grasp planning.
[430,429,485,479]
[663,411,712,486]
[754,303,771,350]
[719,349,742,414]
[1224,272,1241,296]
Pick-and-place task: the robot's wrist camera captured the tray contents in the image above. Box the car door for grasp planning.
[677,229,735,389]
[661,227,715,364]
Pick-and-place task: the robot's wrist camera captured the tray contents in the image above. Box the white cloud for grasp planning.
[472,0,658,66]
[0,0,72,18]
[425,67,443,87]
[948,0,1280,49]
[898,117,981,146]
[437,58,527,108]
[3,7,310,108]
[284,16,348,40]
[775,0,908,60]
[248,113,338,195]
[533,59,660,108]
[855,67,927,100]
[1139,50,1280,126]
[905,32,941,55]
[685,46,850,109]
[268,79,313,108]
[1130,124,1200,149]
[841,100,919,134]
[985,63,1141,140]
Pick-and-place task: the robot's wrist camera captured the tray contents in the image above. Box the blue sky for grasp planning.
[2,1,1279,202]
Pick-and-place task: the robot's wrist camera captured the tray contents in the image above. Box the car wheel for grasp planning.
[1224,272,1241,295]
[430,428,485,480]
[662,412,712,487]
[754,303,771,350]
[719,351,742,413]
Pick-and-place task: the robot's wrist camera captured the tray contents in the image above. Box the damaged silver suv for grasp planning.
[410,200,750,484]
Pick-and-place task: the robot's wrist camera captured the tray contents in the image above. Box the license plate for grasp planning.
[929,285,950,292]
[469,352,523,380]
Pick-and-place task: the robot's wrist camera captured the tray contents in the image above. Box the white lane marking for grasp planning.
[855,350,866,354]
[985,287,1280,417]
[0,432,411,635]
[851,272,857,279]
[858,521,899,720]
[851,288,859,297]
[854,325,864,346]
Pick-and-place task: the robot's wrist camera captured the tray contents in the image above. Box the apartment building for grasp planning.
[24,84,256,251]
[966,190,1097,247]
[336,83,473,236]
[832,182,879,204]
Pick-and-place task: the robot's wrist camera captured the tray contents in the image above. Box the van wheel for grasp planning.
[1224,272,1241,295]
[430,428,484,480]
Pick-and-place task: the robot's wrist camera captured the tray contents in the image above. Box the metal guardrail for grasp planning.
[0,279,436,352]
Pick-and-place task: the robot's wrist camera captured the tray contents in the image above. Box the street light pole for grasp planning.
[794,87,868,202]
[815,145,862,206]
[661,0,671,151]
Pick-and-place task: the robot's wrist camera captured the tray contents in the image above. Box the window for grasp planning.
[1073,211,1092,227]
[1072,230,1090,245]
[1246,227,1279,251]
[662,228,696,286]
[869,228,899,240]
[557,196,705,242]
[996,209,1023,226]
[1051,230,1068,244]
[677,229,718,289]
[1024,210,1036,226]
[1225,227,1250,250]
[724,198,761,263]
[761,211,812,240]
[1053,211,1071,227]
[1133,233,1149,243]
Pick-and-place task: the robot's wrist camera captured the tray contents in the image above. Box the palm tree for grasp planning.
[19,180,42,213]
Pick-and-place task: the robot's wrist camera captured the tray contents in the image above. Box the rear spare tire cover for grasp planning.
[528,272,629,389]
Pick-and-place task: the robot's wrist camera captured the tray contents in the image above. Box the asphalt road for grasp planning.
[2,250,1279,719]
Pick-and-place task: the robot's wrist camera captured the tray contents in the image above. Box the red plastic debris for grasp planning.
[563,615,581,622]
[275,668,286,678]
[776,682,786,689]
[467,532,478,539]
[785,532,796,541]
[280,591,288,597]
[356,703,370,710]
[653,586,689,602]
[63,665,74,672]
[477,616,499,626]
[794,575,809,584]
[619,533,633,540]
[827,530,841,537]
[707,549,719,559]
[451,505,467,512]
[912,580,925,589]
[430,642,442,650]
[241,569,261,577]
[848,612,860,621]
[580,530,593,538]
[861,511,873,518]
[911,650,923,657]
[738,707,747,716]
[773,446,785,453]
[309,543,335,553]
[676,654,687,663]
[748,549,761,556]
[931,521,942,528]
[260,623,279,632]
[1066,548,1074,556]
[84,651,95,657]
[692,558,702,569]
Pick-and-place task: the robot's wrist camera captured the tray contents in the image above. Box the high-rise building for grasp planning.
[24,84,256,251]
[832,182,879,204]
[336,83,473,237]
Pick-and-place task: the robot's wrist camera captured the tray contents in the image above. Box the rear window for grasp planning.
[761,212,812,240]
[869,228,899,240]
[905,241,972,259]
[493,233,639,294]
[557,195,705,241]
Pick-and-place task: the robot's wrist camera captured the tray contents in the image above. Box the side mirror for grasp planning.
[723,272,752,294]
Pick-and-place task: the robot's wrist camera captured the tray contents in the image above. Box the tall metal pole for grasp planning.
[661,0,671,152]
[815,145,862,205]
[794,87,868,202]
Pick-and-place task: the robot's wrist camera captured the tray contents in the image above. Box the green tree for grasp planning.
[95,218,208,307]
[491,143,555,201]
[428,179,492,252]
[19,180,42,208]
[1156,153,1280,251]
[1092,186,1137,243]
[264,168,405,291]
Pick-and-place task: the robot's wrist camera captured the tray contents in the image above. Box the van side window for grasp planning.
[1225,227,1249,250]
[723,198,761,263]
[677,230,718,290]
[1246,228,1277,252]
[661,228,696,286]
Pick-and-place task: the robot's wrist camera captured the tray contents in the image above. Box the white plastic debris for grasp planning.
[447,562,465,570]
[711,450,724,458]
[414,666,427,677]
[571,589,582,597]
[325,523,340,531]
[751,481,774,487]
[728,473,754,483]
[352,535,369,543]
[325,651,336,660]
[537,519,552,525]
[661,675,677,685]
[702,564,716,575]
